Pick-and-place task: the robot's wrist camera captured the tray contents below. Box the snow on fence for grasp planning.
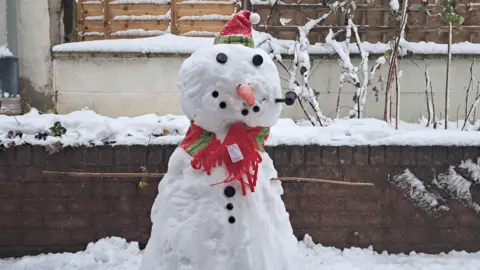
[251,0,480,43]
[76,0,238,41]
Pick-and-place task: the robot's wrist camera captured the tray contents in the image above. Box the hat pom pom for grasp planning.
[249,12,260,25]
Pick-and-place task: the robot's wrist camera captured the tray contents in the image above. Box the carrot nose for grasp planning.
[237,84,255,107]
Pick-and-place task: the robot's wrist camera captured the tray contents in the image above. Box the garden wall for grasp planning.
[0,144,479,258]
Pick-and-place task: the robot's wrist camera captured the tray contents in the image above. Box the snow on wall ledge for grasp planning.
[1,109,480,147]
[52,32,480,55]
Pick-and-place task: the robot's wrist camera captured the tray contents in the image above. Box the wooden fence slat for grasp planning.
[80,3,103,17]
[176,4,235,17]
[81,20,105,32]
[109,4,171,17]
[110,20,170,32]
[176,20,227,34]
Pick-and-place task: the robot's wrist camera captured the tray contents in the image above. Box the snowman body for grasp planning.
[140,40,300,270]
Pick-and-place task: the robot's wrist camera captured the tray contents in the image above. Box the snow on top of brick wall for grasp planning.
[0,45,13,58]
[1,109,480,147]
[53,31,480,55]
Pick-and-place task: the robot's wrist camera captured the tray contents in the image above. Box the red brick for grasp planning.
[432,146,449,166]
[137,213,152,229]
[0,148,15,167]
[447,146,464,165]
[62,147,83,166]
[16,145,32,166]
[344,199,383,212]
[276,166,298,178]
[273,146,290,165]
[353,146,369,165]
[147,146,164,165]
[400,146,416,166]
[305,145,322,165]
[68,198,114,213]
[20,198,67,213]
[115,198,153,213]
[24,231,70,246]
[118,229,150,244]
[84,146,113,166]
[14,167,45,182]
[70,231,98,245]
[44,215,91,229]
[321,146,338,165]
[130,145,148,165]
[298,197,346,212]
[92,214,136,229]
[281,193,298,209]
[385,146,401,165]
[0,198,21,213]
[308,229,348,245]
[304,166,343,180]
[61,182,92,197]
[0,231,25,246]
[93,182,137,198]
[15,183,62,197]
[338,147,352,165]
[0,215,42,229]
[416,146,432,166]
[369,146,385,165]
[320,213,382,227]
[463,146,479,161]
[291,146,305,165]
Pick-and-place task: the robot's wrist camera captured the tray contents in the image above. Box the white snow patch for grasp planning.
[391,169,449,216]
[389,0,399,11]
[110,29,167,37]
[53,31,480,55]
[434,167,480,214]
[279,17,291,26]
[112,14,170,20]
[84,15,104,21]
[0,45,13,58]
[183,30,218,37]
[1,111,480,147]
[2,235,480,269]
[177,14,232,21]
[110,0,171,4]
[459,159,480,184]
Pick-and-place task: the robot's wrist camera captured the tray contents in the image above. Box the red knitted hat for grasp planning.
[214,10,260,48]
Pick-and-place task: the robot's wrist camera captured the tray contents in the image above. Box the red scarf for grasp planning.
[179,122,270,196]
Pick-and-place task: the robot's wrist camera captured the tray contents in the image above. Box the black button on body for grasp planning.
[219,101,227,109]
[241,109,249,116]
[212,91,219,98]
[224,186,235,198]
[252,54,263,66]
[228,216,236,224]
[216,53,228,64]
[226,203,233,210]
[253,106,260,113]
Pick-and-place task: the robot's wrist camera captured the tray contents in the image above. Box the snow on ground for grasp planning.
[0,45,13,58]
[1,236,480,270]
[52,32,480,55]
[0,109,479,148]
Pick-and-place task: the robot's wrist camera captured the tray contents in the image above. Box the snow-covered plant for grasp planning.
[50,121,67,137]
[325,11,386,119]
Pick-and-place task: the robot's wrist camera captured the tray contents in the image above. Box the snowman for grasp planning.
[139,10,301,270]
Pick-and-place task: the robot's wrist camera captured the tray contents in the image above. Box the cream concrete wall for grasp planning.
[17,0,53,91]
[0,0,6,46]
[53,55,480,122]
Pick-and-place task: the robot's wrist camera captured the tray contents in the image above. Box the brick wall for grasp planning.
[1,145,479,258]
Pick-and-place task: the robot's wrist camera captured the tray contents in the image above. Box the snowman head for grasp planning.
[177,11,282,134]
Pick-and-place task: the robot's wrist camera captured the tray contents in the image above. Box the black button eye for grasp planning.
[212,91,219,98]
[219,101,227,109]
[241,109,249,116]
[216,53,228,64]
[253,106,260,113]
[252,54,263,66]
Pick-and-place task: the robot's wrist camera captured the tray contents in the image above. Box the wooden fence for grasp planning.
[76,0,238,41]
[252,0,480,44]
